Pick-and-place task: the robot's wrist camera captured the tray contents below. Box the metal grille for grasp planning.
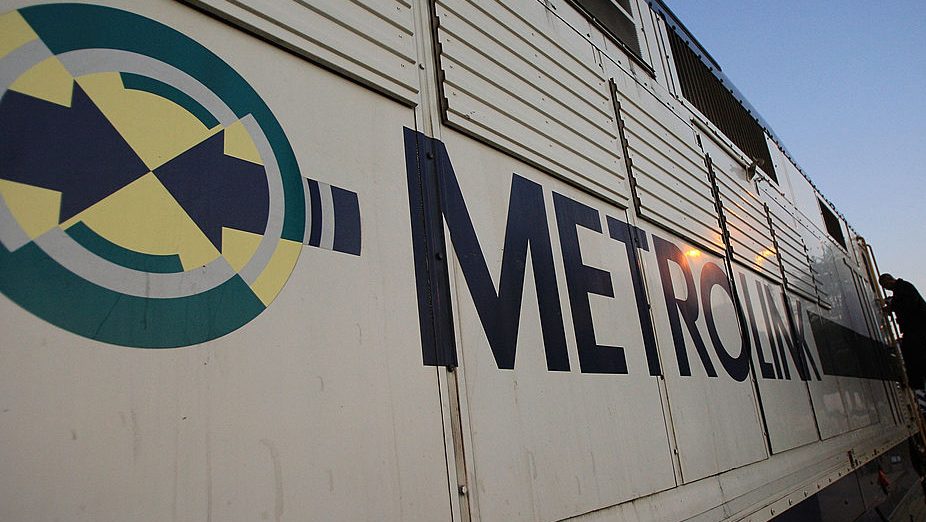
[667,29,777,183]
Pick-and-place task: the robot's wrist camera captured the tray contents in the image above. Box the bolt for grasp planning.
[458,485,467,495]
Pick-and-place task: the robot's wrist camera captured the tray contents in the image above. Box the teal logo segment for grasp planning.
[0,4,306,347]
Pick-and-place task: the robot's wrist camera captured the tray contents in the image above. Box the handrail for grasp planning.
[857,236,926,448]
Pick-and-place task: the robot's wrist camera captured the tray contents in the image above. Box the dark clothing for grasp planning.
[888,279,926,336]
[888,279,926,387]
[901,334,926,389]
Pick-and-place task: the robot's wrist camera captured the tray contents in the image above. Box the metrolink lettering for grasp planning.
[405,129,820,382]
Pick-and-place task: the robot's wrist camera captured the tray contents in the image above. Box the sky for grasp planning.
[662,1,926,292]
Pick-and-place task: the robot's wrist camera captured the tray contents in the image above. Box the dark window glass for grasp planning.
[570,0,642,60]
[818,199,847,249]
[666,29,778,183]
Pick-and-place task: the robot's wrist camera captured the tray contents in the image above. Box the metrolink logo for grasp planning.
[405,129,894,383]
[0,4,360,348]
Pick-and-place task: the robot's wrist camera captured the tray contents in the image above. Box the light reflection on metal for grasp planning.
[754,248,775,265]
[684,248,702,258]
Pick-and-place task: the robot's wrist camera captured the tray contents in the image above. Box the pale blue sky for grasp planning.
[663,1,926,293]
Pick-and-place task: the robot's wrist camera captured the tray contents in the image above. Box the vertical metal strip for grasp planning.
[763,199,823,436]
[859,238,918,430]
[412,3,471,520]
[609,79,643,215]
[428,0,451,125]
[763,202,811,374]
[764,202,790,293]
[799,233,826,308]
[706,153,774,452]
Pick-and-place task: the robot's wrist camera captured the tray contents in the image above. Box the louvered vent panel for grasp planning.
[188,0,420,103]
[615,80,723,251]
[760,186,817,301]
[705,146,780,281]
[666,28,776,183]
[435,0,629,204]
[795,216,833,308]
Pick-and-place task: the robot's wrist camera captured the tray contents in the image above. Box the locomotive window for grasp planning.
[818,199,847,249]
[569,0,643,62]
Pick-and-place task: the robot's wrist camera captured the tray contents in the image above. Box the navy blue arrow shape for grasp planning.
[153,131,269,251]
[0,83,150,222]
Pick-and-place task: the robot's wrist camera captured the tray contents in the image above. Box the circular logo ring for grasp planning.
[0,4,306,347]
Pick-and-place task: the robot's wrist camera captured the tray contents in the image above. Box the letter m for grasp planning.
[404,128,568,371]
